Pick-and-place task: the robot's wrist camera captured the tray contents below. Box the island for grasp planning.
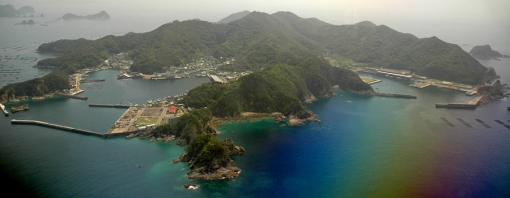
[16,19,35,25]
[0,4,35,17]
[470,45,509,59]
[173,134,245,180]
[62,11,110,20]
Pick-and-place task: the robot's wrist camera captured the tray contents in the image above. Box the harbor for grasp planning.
[107,97,187,134]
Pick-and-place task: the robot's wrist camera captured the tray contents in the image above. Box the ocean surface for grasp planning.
[1,15,510,197]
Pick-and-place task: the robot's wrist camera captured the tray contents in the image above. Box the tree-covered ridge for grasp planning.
[217,10,250,24]
[183,57,373,118]
[35,11,489,84]
[271,12,488,84]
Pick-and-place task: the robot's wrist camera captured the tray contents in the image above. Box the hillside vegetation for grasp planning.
[35,11,489,85]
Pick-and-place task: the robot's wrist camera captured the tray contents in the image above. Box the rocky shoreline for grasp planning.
[172,135,245,180]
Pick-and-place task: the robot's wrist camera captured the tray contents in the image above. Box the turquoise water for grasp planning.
[1,16,510,197]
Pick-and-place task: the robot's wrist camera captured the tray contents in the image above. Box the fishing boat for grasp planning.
[0,103,9,116]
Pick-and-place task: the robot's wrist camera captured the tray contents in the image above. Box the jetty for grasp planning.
[11,119,140,138]
[89,104,131,108]
[81,79,105,83]
[435,95,483,109]
[376,93,417,99]
[55,92,88,100]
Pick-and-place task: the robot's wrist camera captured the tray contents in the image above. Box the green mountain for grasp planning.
[4,11,492,104]
[270,12,487,84]
[217,10,250,24]
[37,11,488,84]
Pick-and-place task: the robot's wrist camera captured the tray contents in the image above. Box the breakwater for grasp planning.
[435,103,477,109]
[81,79,105,83]
[435,95,483,109]
[11,119,140,138]
[55,93,88,100]
[375,93,417,99]
[89,104,131,108]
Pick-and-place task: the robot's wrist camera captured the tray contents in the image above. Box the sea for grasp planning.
[0,15,509,198]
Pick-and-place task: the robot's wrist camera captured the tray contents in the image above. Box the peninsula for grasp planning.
[62,11,110,20]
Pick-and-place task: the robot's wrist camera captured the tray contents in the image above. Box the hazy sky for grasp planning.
[3,0,509,46]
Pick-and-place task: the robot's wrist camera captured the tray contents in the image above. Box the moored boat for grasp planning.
[0,103,9,116]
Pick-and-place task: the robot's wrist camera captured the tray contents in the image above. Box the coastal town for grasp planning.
[2,52,508,133]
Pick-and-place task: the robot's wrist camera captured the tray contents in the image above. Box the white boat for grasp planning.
[0,103,9,116]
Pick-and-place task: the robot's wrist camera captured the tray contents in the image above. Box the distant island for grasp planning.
[470,45,509,59]
[0,4,35,17]
[62,11,110,20]
[15,19,35,25]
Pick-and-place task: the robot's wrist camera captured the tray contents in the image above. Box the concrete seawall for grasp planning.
[55,93,88,100]
[11,119,140,138]
[89,104,132,108]
[376,93,417,99]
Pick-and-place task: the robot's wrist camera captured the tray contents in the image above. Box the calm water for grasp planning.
[1,16,510,197]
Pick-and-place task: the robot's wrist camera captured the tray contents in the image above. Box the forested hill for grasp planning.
[217,10,250,24]
[36,11,489,84]
[271,11,488,84]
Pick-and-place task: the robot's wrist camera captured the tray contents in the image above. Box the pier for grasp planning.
[11,119,140,138]
[89,104,131,108]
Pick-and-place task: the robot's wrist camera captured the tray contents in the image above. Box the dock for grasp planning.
[11,119,140,138]
[89,103,131,108]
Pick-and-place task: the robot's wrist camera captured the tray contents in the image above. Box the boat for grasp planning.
[0,103,9,116]
[147,100,153,104]
[11,104,29,113]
